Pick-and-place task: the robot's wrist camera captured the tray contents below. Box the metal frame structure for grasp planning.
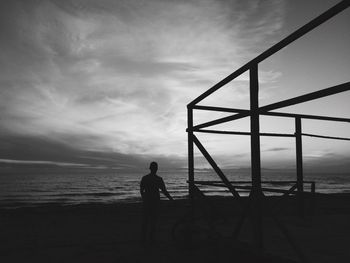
[186,0,350,260]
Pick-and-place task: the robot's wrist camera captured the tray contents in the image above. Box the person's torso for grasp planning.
[142,174,163,203]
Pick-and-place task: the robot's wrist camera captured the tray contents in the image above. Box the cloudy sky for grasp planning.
[0,0,349,172]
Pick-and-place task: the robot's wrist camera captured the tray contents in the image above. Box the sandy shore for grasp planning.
[0,194,349,263]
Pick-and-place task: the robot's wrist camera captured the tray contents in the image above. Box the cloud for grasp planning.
[264,147,290,152]
[0,0,288,165]
[0,159,88,167]
[303,151,350,174]
[303,150,336,159]
[0,134,186,170]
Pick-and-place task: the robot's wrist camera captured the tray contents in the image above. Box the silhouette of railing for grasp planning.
[186,0,349,261]
[192,180,315,196]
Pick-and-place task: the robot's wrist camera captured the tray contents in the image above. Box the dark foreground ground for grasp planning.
[0,194,349,263]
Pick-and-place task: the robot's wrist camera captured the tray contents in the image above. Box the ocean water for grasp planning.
[0,168,349,208]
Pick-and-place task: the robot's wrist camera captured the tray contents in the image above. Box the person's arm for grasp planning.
[159,178,173,201]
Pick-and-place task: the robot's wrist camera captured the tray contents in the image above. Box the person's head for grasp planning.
[149,161,158,174]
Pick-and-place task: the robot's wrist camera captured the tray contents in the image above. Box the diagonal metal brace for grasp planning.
[192,134,242,204]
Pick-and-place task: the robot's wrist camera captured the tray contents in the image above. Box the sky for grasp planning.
[0,0,349,173]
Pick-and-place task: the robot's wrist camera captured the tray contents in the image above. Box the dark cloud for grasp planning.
[264,147,290,152]
[304,154,350,174]
[0,133,185,170]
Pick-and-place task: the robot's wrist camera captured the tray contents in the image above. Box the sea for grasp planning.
[0,168,349,208]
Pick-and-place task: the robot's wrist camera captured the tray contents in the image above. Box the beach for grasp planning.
[0,1,349,263]
[1,194,349,263]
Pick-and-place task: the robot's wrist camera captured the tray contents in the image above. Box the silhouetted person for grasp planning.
[140,162,173,244]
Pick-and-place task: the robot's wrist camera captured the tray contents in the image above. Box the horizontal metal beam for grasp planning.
[192,105,247,113]
[192,111,250,130]
[192,82,350,130]
[193,105,350,123]
[194,129,250,135]
[193,180,315,185]
[259,82,350,113]
[235,186,297,195]
[194,129,295,137]
[302,133,350,141]
[263,111,350,123]
[195,182,299,195]
[188,0,350,107]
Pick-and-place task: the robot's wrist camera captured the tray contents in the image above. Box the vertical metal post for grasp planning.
[187,106,195,246]
[187,106,195,200]
[295,117,304,218]
[249,63,263,250]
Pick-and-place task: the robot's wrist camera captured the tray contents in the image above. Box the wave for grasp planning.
[0,171,349,208]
